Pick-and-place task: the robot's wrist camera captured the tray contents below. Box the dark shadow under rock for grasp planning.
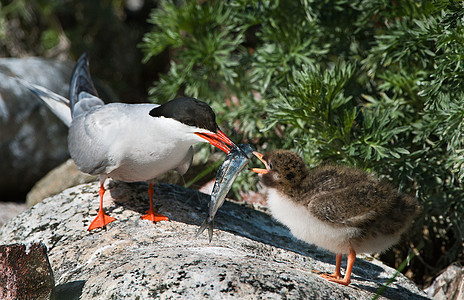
[54,280,85,300]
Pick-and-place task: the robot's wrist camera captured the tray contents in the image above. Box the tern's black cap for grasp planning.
[149,97,218,133]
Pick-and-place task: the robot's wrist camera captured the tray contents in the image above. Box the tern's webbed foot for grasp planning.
[141,209,169,223]
[88,210,116,231]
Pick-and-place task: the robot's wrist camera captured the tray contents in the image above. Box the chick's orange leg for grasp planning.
[311,254,341,277]
[320,253,342,280]
[331,253,343,279]
[321,248,355,286]
[88,183,116,231]
[141,182,169,223]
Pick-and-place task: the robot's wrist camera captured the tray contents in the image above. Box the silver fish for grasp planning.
[196,144,255,242]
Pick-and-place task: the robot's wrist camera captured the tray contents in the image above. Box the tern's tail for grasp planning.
[17,77,72,127]
[69,52,98,113]
[16,52,103,127]
[195,219,214,243]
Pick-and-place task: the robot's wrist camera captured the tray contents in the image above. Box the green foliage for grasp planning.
[141,0,464,284]
[141,1,247,104]
[265,62,358,165]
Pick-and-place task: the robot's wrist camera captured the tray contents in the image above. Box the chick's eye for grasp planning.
[268,162,273,169]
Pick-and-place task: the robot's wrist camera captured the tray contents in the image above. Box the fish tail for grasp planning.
[207,220,214,243]
[195,219,214,243]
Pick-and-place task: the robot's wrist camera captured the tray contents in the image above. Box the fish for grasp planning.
[196,144,255,242]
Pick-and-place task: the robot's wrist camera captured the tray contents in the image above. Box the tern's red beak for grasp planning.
[195,129,237,154]
[251,151,269,174]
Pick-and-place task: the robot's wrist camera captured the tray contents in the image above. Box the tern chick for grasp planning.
[252,150,419,286]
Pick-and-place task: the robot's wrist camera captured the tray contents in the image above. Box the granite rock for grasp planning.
[0,181,428,299]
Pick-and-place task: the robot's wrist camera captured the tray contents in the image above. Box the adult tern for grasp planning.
[21,53,237,230]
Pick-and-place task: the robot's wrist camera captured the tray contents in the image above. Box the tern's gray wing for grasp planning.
[69,52,99,117]
[175,146,194,175]
[72,92,104,118]
[68,104,123,175]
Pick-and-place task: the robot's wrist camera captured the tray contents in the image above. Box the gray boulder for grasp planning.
[26,159,97,208]
[0,181,428,299]
[0,57,72,201]
[0,202,26,228]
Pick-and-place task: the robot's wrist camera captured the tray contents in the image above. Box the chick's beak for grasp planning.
[195,129,237,154]
[251,151,269,174]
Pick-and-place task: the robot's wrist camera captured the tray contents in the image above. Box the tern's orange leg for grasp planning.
[88,183,116,231]
[321,248,356,286]
[141,182,169,223]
